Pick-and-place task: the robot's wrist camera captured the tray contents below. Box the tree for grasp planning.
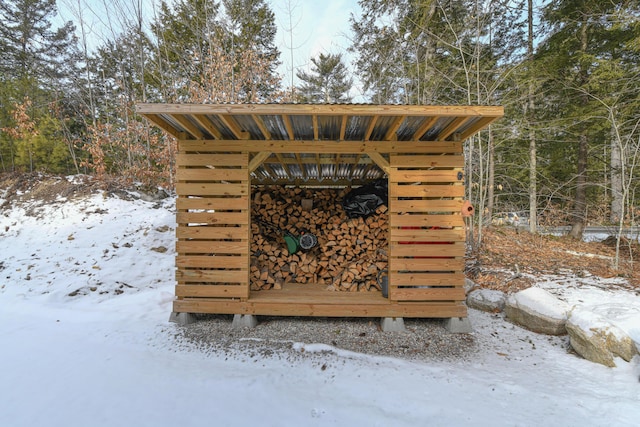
[149,0,281,103]
[0,0,78,95]
[526,0,538,233]
[150,0,222,101]
[349,0,502,105]
[295,53,353,103]
[2,96,75,173]
[536,0,640,239]
[279,0,306,97]
[220,0,281,101]
[0,0,79,173]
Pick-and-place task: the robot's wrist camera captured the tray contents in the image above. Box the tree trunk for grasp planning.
[528,124,537,233]
[527,0,537,233]
[569,132,588,239]
[610,116,624,224]
[486,127,495,226]
[569,17,590,240]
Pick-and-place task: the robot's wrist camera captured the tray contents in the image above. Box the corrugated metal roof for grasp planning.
[137,103,503,185]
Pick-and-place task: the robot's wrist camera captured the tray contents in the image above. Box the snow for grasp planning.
[476,288,505,304]
[1,185,639,427]
[568,306,629,341]
[537,276,640,347]
[506,287,570,319]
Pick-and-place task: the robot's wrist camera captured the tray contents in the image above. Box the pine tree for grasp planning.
[0,0,79,173]
[295,53,353,103]
[536,0,640,239]
[150,0,222,101]
[150,0,281,102]
[0,0,77,94]
[220,0,281,101]
[349,0,492,105]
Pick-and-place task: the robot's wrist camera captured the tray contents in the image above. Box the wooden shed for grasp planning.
[136,103,503,326]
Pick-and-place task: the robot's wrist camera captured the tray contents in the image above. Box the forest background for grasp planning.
[1,0,639,242]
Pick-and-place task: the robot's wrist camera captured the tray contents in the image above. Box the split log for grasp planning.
[250,186,388,291]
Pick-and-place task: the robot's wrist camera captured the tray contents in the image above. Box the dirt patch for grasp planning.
[470,227,639,292]
[0,172,170,213]
[0,173,101,208]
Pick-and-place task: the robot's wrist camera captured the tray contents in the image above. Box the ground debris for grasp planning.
[470,227,639,292]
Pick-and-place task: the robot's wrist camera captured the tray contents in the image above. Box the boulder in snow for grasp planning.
[504,287,570,335]
[566,307,638,367]
[467,289,506,313]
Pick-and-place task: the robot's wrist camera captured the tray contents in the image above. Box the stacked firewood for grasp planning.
[250,186,388,292]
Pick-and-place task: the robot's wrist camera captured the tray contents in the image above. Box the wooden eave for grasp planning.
[137,103,503,186]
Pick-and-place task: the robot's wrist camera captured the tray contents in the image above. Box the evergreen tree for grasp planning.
[349,0,497,105]
[295,53,353,103]
[0,0,79,173]
[535,0,640,238]
[220,0,281,101]
[150,0,222,101]
[92,27,155,113]
[150,0,281,102]
[0,0,77,94]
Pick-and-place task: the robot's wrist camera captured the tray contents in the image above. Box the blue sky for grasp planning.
[270,0,360,79]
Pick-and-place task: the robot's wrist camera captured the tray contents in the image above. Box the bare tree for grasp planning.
[526,0,537,233]
[278,0,308,98]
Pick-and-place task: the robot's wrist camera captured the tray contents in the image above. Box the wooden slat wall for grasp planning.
[175,147,250,300]
[388,148,466,303]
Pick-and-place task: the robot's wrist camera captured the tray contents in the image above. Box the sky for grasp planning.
[56,0,362,94]
[269,0,360,87]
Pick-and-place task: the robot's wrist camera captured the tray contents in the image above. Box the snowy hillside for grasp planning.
[1,175,639,427]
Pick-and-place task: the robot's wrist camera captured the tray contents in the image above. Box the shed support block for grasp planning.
[232,314,258,329]
[444,317,472,333]
[380,317,406,332]
[169,312,197,326]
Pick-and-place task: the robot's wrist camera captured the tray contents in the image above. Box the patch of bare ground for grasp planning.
[0,172,169,213]
[468,226,639,293]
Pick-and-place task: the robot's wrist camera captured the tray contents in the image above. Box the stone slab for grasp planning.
[232,314,258,329]
[380,317,406,332]
[169,312,197,326]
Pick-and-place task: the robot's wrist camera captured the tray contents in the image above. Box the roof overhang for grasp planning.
[136,103,503,185]
[136,103,503,142]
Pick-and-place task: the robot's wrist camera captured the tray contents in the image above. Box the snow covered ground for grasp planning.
[1,179,639,427]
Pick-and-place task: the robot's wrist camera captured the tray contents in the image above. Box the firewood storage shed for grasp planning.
[137,103,503,328]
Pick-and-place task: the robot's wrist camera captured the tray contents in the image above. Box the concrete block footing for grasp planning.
[380,317,406,332]
[169,312,197,326]
[444,317,472,333]
[232,314,258,329]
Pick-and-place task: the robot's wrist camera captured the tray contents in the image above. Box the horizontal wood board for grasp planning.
[173,283,466,318]
[176,150,250,299]
[388,153,466,303]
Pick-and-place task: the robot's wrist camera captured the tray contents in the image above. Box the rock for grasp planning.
[566,307,638,367]
[504,287,570,335]
[464,278,476,294]
[137,187,169,202]
[467,288,506,312]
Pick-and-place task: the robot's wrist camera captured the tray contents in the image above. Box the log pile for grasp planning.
[250,186,388,292]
